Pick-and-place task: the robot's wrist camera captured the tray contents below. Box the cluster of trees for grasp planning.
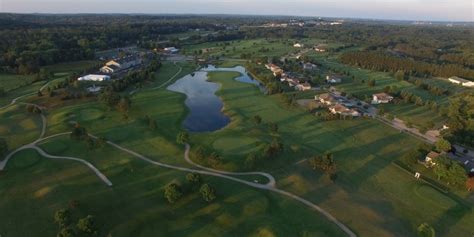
[163,173,216,204]
[191,146,223,169]
[433,155,467,187]
[0,14,222,74]
[54,208,98,237]
[25,104,42,114]
[308,153,337,181]
[98,89,132,119]
[143,115,158,131]
[340,51,474,79]
[409,78,449,96]
[400,142,470,191]
[443,93,474,147]
[109,59,161,92]
[70,124,106,150]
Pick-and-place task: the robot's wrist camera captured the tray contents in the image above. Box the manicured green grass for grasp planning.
[190,70,474,237]
[183,39,299,59]
[0,62,347,236]
[0,104,42,149]
[0,73,36,92]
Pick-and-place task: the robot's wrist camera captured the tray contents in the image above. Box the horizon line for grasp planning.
[0,12,472,23]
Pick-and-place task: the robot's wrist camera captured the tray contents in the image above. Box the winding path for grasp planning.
[0,59,356,237]
[183,144,276,187]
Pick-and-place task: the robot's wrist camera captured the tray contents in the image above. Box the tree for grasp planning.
[466,177,474,192]
[433,155,451,181]
[245,153,258,169]
[186,173,202,185]
[76,215,98,235]
[199,183,216,202]
[149,120,157,131]
[269,123,279,133]
[57,226,76,237]
[54,209,71,227]
[208,152,222,168]
[192,146,206,161]
[308,153,337,178]
[434,155,467,186]
[176,131,189,145]
[99,89,120,110]
[367,79,376,87]
[435,139,451,153]
[417,223,435,237]
[70,124,88,141]
[164,183,183,204]
[116,96,131,119]
[0,138,8,158]
[252,115,262,125]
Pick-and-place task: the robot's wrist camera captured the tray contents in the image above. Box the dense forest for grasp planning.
[340,51,474,79]
[1,14,473,77]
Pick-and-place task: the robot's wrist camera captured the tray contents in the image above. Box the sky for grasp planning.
[0,0,473,22]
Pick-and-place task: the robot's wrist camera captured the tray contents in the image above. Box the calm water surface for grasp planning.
[167,65,262,132]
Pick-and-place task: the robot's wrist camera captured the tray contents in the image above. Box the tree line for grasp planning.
[340,51,474,80]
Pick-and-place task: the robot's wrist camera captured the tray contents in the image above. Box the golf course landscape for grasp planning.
[1,13,473,237]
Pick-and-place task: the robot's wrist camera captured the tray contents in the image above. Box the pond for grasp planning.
[167,65,262,132]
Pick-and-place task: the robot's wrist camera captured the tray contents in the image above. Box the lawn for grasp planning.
[0,73,36,92]
[182,39,299,59]
[0,104,42,149]
[189,70,474,237]
[0,62,347,236]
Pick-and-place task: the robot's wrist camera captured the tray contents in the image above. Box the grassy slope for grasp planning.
[0,104,42,149]
[0,62,346,237]
[0,73,35,92]
[192,71,474,237]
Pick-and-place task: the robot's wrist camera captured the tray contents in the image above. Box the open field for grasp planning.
[0,73,36,92]
[1,39,472,237]
[0,62,348,237]
[190,71,474,237]
[0,104,42,149]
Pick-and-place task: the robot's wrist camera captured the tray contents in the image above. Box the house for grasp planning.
[315,46,326,52]
[287,78,300,87]
[78,74,110,82]
[372,93,394,104]
[273,68,284,77]
[303,63,318,71]
[105,55,142,72]
[164,47,180,54]
[329,104,360,117]
[448,76,474,88]
[326,75,342,84]
[294,43,304,48]
[296,82,312,91]
[100,64,120,74]
[316,93,338,105]
[425,151,440,167]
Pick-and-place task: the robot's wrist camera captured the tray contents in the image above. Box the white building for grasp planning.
[326,75,342,84]
[78,74,110,82]
[164,47,180,54]
[372,93,394,104]
[102,55,142,74]
[448,76,474,88]
[296,82,312,91]
[294,43,304,48]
